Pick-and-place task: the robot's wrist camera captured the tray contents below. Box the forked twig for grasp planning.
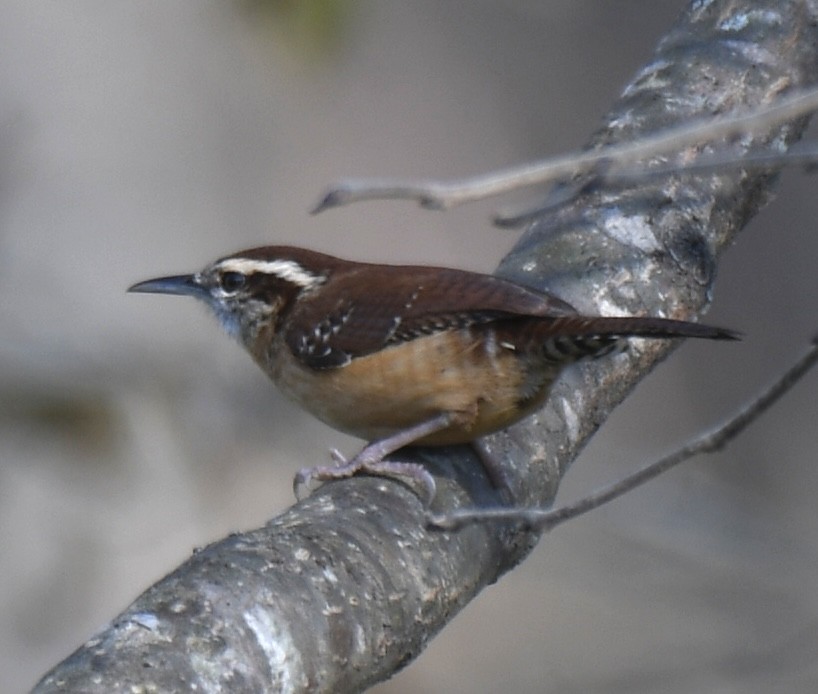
[312,87,818,216]
[428,335,818,532]
[493,141,818,227]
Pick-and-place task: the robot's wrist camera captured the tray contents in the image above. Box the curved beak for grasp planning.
[128,274,208,300]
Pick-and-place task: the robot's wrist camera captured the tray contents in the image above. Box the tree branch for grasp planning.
[311,87,818,216]
[34,1,818,692]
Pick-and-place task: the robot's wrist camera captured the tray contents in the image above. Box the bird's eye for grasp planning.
[220,271,247,293]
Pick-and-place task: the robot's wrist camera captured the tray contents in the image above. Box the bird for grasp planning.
[129,245,738,503]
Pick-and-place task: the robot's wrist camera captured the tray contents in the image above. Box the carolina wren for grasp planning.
[129,246,737,503]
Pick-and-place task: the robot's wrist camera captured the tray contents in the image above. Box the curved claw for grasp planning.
[293,467,320,501]
[293,449,355,501]
[292,455,437,506]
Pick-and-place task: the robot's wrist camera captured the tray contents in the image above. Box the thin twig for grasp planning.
[493,141,818,227]
[428,334,818,532]
[312,87,818,215]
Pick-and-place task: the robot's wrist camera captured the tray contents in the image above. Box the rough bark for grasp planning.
[34,1,818,692]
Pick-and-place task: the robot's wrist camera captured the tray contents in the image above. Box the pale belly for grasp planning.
[269,329,556,445]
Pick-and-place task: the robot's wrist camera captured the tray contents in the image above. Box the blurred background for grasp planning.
[2,1,817,691]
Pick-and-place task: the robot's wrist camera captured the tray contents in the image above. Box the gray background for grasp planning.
[2,1,817,692]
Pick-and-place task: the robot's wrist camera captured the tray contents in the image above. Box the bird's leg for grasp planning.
[293,412,456,505]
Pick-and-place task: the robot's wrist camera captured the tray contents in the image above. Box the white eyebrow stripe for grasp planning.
[217,258,322,288]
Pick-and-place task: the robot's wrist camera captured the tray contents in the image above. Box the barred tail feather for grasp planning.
[546,316,741,342]
[532,315,739,365]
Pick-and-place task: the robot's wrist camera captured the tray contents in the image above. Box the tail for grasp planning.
[526,315,739,365]
[546,315,741,341]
